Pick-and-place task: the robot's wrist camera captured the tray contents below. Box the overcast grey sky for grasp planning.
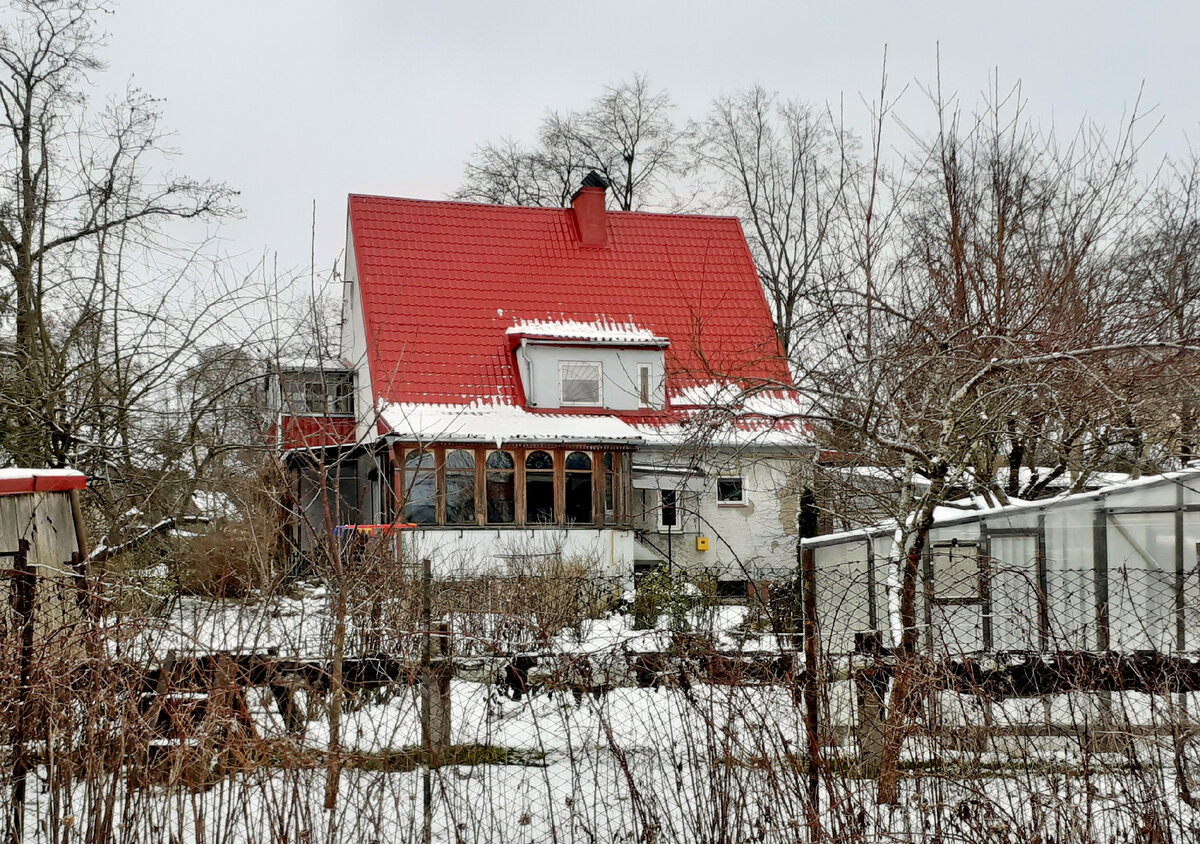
[97,0,1200,278]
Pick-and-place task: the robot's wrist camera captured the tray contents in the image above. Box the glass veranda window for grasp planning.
[604,452,616,520]
[445,449,476,524]
[565,451,593,524]
[486,450,515,524]
[402,449,436,525]
[525,450,555,523]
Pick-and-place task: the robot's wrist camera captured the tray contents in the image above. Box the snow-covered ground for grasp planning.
[65,586,1200,842]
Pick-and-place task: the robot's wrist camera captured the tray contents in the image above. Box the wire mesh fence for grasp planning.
[5,542,1200,842]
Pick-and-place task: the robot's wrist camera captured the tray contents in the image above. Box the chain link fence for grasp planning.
[3,540,1200,842]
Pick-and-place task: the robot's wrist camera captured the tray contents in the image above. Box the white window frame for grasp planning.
[716,476,746,506]
[559,360,603,407]
[657,488,680,532]
[637,363,654,408]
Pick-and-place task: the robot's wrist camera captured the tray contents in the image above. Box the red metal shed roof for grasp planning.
[0,469,86,495]
[348,195,791,411]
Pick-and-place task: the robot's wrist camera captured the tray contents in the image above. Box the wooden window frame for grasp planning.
[564,450,595,525]
[484,448,516,526]
[391,443,633,528]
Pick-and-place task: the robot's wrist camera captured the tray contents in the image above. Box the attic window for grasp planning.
[638,364,653,407]
[560,361,602,406]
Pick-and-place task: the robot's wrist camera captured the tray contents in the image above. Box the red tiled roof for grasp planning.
[348,195,791,411]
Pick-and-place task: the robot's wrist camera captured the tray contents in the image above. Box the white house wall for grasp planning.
[400,527,636,579]
[633,448,806,581]
[340,221,375,445]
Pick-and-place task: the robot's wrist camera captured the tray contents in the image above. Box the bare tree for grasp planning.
[815,77,1199,802]
[697,87,851,357]
[0,0,236,468]
[453,75,687,211]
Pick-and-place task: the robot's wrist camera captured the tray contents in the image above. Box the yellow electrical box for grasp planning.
[696,536,710,551]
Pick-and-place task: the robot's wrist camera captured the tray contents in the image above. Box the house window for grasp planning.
[485,450,515,524]
[288,371,353,415]
[717,477,745,505]
[603,452,616,520]
[402,449,437,525]
[560,361,602,406]
[638,363,653,407]
[565,451,593,524]
[525,450,555,523]
[658,489,678,531]
[445,449,476,524]
[931,541,981,602]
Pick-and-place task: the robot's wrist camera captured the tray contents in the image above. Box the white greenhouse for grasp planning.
[802,469,1200,657]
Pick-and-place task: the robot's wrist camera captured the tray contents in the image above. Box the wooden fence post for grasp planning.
[853,631,887,777]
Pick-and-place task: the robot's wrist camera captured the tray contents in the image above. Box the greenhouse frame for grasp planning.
[802,469,1200,657]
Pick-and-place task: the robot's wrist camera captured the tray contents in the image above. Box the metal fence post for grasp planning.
[9,539,33,844]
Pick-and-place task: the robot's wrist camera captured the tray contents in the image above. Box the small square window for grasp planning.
[560,361,602,406]
[717,477,744,505]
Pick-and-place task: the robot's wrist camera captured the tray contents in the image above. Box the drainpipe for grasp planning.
[520,339,536,406]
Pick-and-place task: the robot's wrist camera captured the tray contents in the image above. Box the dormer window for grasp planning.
[638,364,653,408]
[560,361,602,406]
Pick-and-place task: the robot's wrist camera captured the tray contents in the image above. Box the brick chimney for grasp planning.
[571,171,609,247]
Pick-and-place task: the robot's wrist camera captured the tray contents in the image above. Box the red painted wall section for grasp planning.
[272,416,358,451]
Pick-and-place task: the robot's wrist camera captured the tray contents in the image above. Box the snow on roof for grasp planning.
[669,383,804,417]
[270,357,351,373]
[822,465,934,487]
[191,490,239,520]
[995,466,1131,491]
[506,318,669,347]
[803,466,1200,548]
[0,468,86,494]
[379,400,644,447]
[633,415,813,450]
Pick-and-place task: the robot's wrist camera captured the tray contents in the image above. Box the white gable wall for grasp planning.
[341,218,376,444]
